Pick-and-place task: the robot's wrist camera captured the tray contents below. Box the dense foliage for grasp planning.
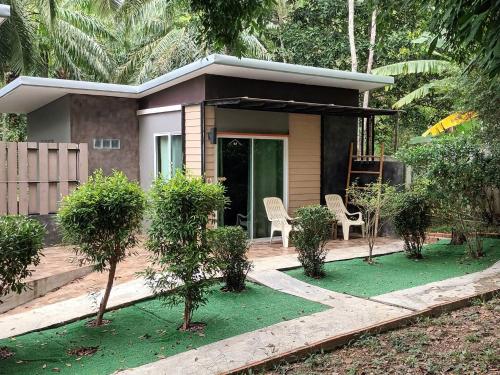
[398,134,500,258]
[58,170,145,325]
[291,205,334,278]
[146,172,227,330]
[209,226,252,292]
[0,216,45,302]
[393,189,431,259]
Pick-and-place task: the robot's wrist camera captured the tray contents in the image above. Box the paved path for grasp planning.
[372,260,500,310]
[117,304,412,375]
[0,240,402,339]
[118,261,500,375]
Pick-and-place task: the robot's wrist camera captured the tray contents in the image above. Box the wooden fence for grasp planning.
[0,142,88,215]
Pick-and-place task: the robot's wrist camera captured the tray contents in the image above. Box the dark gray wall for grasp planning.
[138,110,182,190]
[138,76,206,109]
[70,95,140,181]
[27,96,71,142]
[321,115,358,202]
[215,108,289,134]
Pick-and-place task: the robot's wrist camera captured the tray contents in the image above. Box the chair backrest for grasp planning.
[325,194,346,220]
[263,197,289,221]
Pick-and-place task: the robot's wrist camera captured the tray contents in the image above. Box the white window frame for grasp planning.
[153,131,182,179]
[93,138,120,150]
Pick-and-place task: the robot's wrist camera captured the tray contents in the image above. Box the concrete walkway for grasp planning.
[118,262,500,375]
[372,260,500,310]
[0,240,402,339]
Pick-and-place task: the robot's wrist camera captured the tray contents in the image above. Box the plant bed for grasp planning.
[0,282,327,374]
[285,238,500,298]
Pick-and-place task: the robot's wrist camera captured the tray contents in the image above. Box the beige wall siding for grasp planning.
[184,104,202,176]
[204,105,216,182]
[288,113,321,214]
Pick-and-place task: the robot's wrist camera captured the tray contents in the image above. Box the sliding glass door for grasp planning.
[218,137,285,239]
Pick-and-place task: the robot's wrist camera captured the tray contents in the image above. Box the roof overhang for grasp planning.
[206,97,399,117]
[0,54,394,114]
[0,4,10,25]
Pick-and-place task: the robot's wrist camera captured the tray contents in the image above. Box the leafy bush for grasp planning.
[393,191,431,259]
[146,172,227,330]
[209,226,252,292]
[0,216,45,301]
[58,170,145,325]
[292,205,334,278]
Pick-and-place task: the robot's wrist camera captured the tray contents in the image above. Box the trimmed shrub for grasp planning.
[210,226,252,292]
[0,216,45,301]
[146,171,227,330]
[393,191,431,259]
[58,170,145,325]
[292,205,334,278]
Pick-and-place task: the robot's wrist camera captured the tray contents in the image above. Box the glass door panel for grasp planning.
[252,139,284,238]
[217,138,251,236]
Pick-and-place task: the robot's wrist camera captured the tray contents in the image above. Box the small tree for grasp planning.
[58,170,145,326]
[347,180,398,264]
[210,226,252,292]
[146,172,227,331]
[393,189,431,259]
[291,205,334,278]
[0,216,45,301]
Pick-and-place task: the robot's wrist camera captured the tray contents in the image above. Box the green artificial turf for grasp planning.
[286,238,500,298]
[0,283,327,375]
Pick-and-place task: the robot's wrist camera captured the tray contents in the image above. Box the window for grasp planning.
[155,134,182,180]
[93,138,120,150]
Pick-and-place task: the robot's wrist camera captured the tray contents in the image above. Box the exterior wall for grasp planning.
[205,75,358,106]
[27,96,71,142]
[138,110,182,190]
[288,114,321,214]
[138,76,205,110]
[184,104,202,176]
[204,106,216,182]
[70,95,140,181]
[215,108,288,134]
[321,115,358,201]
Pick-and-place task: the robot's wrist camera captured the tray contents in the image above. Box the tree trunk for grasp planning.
[450,228,466,245]
[362,9,378,140]
[182,298,192,330]
[347,0,357,72]
[95,259,117,326]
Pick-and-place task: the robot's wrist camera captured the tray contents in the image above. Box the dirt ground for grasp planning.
[267,296,500,375]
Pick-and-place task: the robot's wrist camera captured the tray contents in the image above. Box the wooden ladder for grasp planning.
[345,142,385,204]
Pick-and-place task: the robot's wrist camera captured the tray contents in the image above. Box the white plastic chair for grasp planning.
[263,197,294,248]
[325,194,365,240]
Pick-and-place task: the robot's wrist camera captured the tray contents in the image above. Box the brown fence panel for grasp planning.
[0,142,88,216]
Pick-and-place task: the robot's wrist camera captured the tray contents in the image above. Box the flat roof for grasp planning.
[206,97,399,117]
[0,4,10,25]
[0,54,394,113]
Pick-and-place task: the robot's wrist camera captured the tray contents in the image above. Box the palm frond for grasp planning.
[372,60,453,76]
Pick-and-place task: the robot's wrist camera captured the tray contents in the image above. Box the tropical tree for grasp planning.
[372,56,455,109]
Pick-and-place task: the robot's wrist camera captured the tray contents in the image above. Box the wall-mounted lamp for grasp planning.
[208,127,217,144]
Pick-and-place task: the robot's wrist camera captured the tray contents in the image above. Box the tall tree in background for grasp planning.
[347,0,357,72]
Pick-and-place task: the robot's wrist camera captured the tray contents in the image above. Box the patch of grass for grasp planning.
[285,238,500,297]
[0,283,327,375]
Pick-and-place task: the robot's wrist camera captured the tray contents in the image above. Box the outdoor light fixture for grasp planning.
[0,4,10,26]
[208,127,217,144]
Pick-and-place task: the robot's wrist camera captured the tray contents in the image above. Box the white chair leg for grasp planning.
[342,224,350,241]
[269,228,274,243]
[283,229,289,248]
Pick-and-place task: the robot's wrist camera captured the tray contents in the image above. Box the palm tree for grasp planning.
[115,0,270,84]
[0,0,114,81]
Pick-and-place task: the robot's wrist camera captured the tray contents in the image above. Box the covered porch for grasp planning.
[183,97,398,242]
